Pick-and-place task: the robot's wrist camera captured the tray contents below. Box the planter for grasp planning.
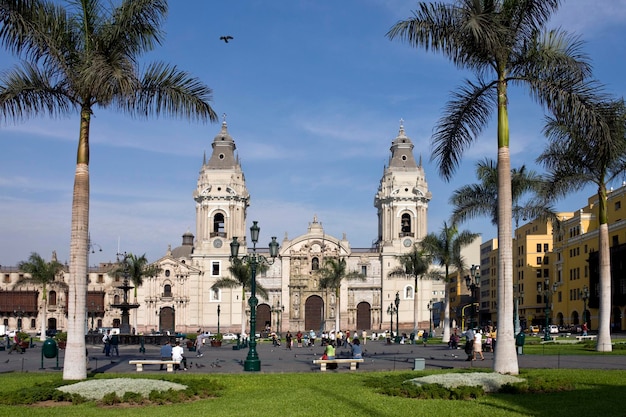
[57,341,66,349]
[210,340,222,347]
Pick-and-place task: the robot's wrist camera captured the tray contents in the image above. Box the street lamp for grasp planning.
[427,300,433,337]
[217,304,221,335]
[465,265,480,329]
[580,285,589,326]
[514,286,524,335]
[539,278,558,341]
[386,302,396,343]
[394,292,400,343]
[230,221,279,372]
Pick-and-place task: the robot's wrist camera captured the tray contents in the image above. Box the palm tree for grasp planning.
[538,98,626,352]
[387,244,432,336]
[212,258,269,336]
[387,0,596,375]
[421,222,479,344]
[0,1,217,380]
[318,258,365,334]
[451,159,552,227]
[110,253,160,333]
[17,252,64,342]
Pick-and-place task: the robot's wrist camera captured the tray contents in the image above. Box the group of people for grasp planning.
[102,330,119,357]
[320,337,363,368]
[291,329,366,348]
[462,326,497,361]
[160,340,187,370]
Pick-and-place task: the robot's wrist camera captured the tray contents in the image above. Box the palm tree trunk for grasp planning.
[40,284,47,342]
[63,109,91,380]
[441,268,452,343]
[597,204,612,351]
[335,288,340,333]
[493,79,519,375]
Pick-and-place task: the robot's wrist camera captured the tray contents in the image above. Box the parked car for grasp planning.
[548,325,559,334]
[221,333,238,341]
[529,325,540,334]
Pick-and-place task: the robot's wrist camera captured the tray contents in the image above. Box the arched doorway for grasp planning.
[305,295,324,332]
[47,317,57,332]
[159,306,175,334]
[257,304,271,334]
[356,301,371,331]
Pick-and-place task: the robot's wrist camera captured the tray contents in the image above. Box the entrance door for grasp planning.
[159,307,175,334]
[356,301,371,331]
[305,295,324,332]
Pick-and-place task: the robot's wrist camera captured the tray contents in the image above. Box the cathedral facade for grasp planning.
[1,121,445,337]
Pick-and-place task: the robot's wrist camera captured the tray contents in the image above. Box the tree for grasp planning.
[0,0,217,380]
[17,252,64,342]
[451,159,552,227]
[212,258,269,336]
[388,0,595,375]
[318,258,365,334]
[421,222,479,344]
[109,253,160,333]
[538,98,626,352]
[387,244,432,336]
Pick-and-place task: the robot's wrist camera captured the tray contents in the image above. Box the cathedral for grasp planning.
[1,121,449,337]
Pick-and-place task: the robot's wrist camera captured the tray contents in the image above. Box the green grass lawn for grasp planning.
[0,368,625,417]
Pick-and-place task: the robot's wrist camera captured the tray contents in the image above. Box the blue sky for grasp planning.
[2,0,626,266]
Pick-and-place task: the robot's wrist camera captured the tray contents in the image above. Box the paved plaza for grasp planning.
[1,338,625,375]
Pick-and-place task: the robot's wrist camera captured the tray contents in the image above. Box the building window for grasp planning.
[361,265,367,276]
[213,213,225,237]
[543,243,549,252]
[165,269,170,277]
[543,268,549,278]
[401,213,412,236]
[3,274,9,283]
[536,269,542,278]
[163,284,172,297]
[212,261,220,276]
[612,235,619,246]
[616,201,621,210]
[537,257,542,265]
[211,287,220,301]
[405,285,414,299]
[97,274,104,283]
[537,243,542,252]
[49,291,57,306]
[312,257,319,271]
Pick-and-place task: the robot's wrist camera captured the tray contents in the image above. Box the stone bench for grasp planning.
[312,358,364,371]
[575,335,597,341]
[129,359,180,372]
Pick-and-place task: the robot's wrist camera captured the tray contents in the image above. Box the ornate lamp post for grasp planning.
[465,265,480,329]
[394,292,400,343]
[540,278,559,341]
[514,286,524,336]
[217,304,221,335]
[387,302,396,343]
[230,221,279,372]
[427,300,433,337]
[580,285,589,326]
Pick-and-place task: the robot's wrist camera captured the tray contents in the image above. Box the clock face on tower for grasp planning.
[213,239,223,248]
[403,238,412,247]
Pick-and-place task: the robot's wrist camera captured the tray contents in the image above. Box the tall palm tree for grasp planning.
[538,98,626,352]
[212,258,269,336]
[421,222,479,344]
[387,244,432,336]
[388,0,595,375]
[318,258,365,333]
[451,159,552,227]
[110,253,160,333]
[17,252,64,342]
[0,1,217,380]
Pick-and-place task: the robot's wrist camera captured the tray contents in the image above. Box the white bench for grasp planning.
[575,335,597,341]
[129,359,180,372]
[312,358,364,371]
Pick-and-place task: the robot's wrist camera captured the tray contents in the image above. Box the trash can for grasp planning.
[413,358,425,371]
[42,338,58,359]
[410,332,415,344]
[515,332,525,355]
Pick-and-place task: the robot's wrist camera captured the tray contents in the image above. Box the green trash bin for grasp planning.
[515,332,525,355]
[42,338,58,358]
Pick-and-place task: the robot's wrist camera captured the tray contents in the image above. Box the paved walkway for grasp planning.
[1,339,625,375]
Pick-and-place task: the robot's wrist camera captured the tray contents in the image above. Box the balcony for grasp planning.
[399,232,414,238]
[210,232,227,238]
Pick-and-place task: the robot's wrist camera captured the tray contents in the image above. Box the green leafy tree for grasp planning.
[318,258,365,333]
[388,244,432,335]
[17,252,64,341]
[388,0,596,374]
[0,0,217,380]
[421,222,479,344]
[213,258,269,336]
[538,98,626,352]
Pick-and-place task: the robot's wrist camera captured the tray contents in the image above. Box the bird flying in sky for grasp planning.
[220,36,233,43]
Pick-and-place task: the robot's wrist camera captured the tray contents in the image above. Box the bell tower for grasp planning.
[193,116,249,256]
[374,121,431,251]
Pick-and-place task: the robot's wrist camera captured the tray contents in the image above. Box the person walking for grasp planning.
[109,332,119,357]
[285,331,292,350]
[159,340,172,370]
[103,330,111,356]
[473,330,485,361]
[463,328,475,361]
[195,331,204,357]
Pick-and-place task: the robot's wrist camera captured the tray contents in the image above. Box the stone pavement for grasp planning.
[1,338,624,375]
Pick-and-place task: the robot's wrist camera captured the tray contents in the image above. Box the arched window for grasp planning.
[164,284,172,297]
[311,257,319,271]
[405,285,414,299]
[213,213,225,237]
[113,295,120,304]
[49,290,57,306]
[401,213,412,235]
